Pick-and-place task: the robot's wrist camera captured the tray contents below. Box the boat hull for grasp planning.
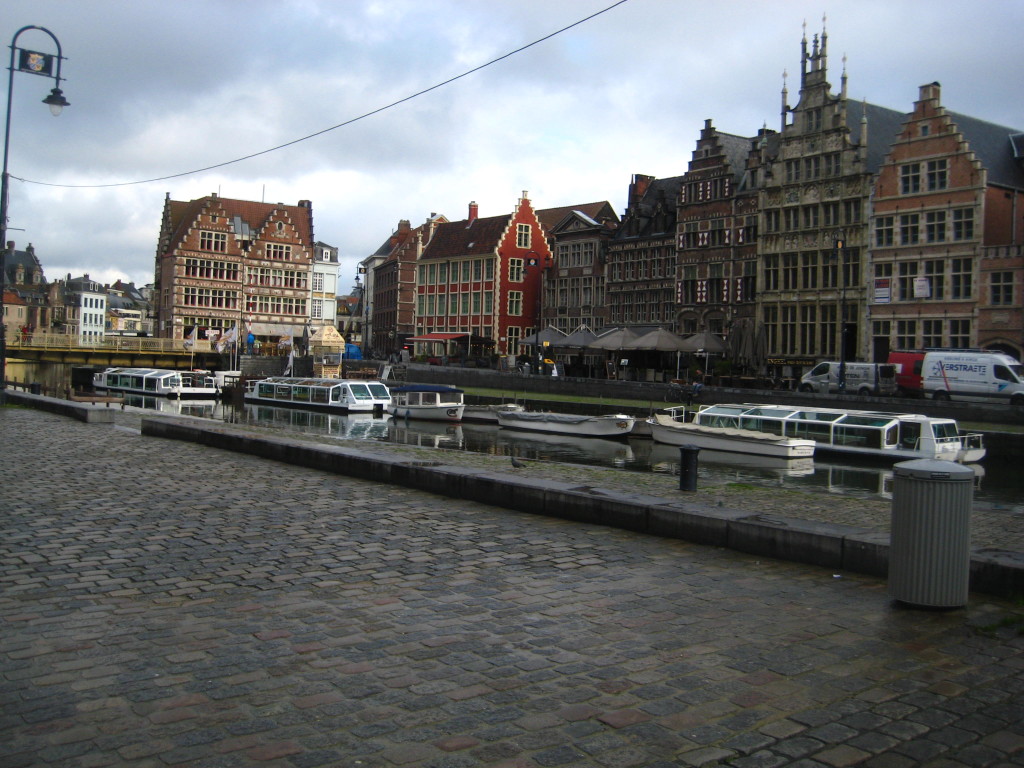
[649,416,816,459]
[388,404,465,422]
[497,412,635,438]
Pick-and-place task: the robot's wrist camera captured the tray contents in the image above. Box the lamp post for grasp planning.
[834,237,847,394]
[1,26,69,402]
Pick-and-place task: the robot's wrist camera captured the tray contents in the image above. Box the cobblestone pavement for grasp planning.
[2,407,1024,768]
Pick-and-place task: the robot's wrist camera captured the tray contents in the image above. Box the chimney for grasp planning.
[468,201,478,223]
[919,81,941,103]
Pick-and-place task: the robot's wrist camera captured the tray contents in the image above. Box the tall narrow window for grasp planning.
[926,159,948,190]
[516,224,531,249]
[925,211,946,243]
[900,163,921,194]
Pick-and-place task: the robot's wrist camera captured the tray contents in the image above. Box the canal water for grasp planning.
[125,395,1023,515]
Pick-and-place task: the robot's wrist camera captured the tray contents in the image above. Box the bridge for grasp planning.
[3,334,227,369]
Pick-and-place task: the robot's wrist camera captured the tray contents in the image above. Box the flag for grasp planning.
[183,326,198,348]
[282,348,294,376]
[18,49,54,77]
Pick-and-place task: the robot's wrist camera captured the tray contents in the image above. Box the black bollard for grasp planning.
[678,445,700,491]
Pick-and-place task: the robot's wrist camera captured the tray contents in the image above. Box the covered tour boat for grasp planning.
[648,408,816,459]
[688,403,985,463]
[244,377,391,413]
[387,384,465,422]
[93,367,219,398]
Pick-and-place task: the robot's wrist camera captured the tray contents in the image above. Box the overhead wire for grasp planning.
[12,0,630,190]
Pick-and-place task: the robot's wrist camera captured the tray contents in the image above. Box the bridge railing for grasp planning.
[4,334,208,353]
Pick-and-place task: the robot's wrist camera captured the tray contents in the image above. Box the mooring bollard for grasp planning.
[678,444,700,491]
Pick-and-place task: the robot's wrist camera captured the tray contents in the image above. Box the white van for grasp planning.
[923,350,1024,404]
[799,362,898,396]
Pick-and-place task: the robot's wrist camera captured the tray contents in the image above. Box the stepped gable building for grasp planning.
[368,213,447,356]
[869,82,1024,361]
[154,193,315,343]
[750,24,904,370]
[606,173,683,328]
[536,201,618,335]
[413,193,551,357]
[676,120,761,340]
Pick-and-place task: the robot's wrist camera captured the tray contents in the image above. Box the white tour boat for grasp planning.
[496,410,635,439]
[93,367,219,398]
[462,402,526,423]
[689,403,985,463]
[387,385,465,422]
[648,408,816,459]
[244,377,391,413]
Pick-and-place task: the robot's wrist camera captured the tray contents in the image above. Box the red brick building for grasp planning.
[155,193,315,343]
[412,193,552,358]
[869,82,1024,360]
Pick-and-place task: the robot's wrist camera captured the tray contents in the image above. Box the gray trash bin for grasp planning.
[889,459,974,608]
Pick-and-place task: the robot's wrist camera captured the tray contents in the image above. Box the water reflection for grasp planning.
[121,398,1019,512]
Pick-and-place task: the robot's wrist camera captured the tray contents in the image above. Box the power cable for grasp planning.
[12,0,630,190]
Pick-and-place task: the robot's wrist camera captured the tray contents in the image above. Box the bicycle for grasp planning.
[664,381,702,404]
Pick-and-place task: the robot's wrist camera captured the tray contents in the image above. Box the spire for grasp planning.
[841,54,848,100]
[781,69,789,132]
[860,98,869,163]
[801,20,808,78]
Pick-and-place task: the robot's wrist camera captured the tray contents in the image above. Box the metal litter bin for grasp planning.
[889,459,974,608]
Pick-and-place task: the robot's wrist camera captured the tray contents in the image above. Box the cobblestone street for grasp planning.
[2,408,1023,767]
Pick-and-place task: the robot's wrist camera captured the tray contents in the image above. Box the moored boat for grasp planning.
[648,409,816,459]
[388,384,465,422]
[462,402,525,423]
[689,403,985,463]
[244,377,391,413]
[93,367,219,398]
[496,410,634,439]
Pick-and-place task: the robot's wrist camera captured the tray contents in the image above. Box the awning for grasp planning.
[406,333,495,345]
[249,323,304,337]
[406,333,472,342]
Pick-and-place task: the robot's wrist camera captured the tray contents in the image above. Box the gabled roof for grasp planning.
[614,176,685,240]
[536,201,617,232]
[946,112,1024,190]
[419,213,512,260]
[846,100,909,174]
[164,195,314,251]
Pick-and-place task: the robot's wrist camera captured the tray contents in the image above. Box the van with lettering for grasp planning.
[923,350,1024,404]
[798,362,898,396]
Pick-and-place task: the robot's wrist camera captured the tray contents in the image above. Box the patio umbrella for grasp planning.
[629,328,692,379]
[677,331,728,354]
[519,326,568,347]
[587,327,643,350]
[628,328,691,351]
[555,326,599,349]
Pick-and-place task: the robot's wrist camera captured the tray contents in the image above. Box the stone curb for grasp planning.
[3,389,116,423]
[136,414,1024,600]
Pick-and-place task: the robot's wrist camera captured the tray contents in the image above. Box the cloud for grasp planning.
[3,0,1022,290]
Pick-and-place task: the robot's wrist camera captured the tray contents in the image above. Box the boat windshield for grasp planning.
[349,384,375,400]
[367,383,390,399]
[932,421,961,441]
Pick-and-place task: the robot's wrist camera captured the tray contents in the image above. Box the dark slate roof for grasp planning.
[536,201,618,232]
[1,247,44,286]
[947,112,1024,190]
[845,100,907,174]
[613,176,685,240]
[718,132,755,184]
[419,214,512,260]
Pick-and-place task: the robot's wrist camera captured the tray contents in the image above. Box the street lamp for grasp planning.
[833,237,848,394]
[1,26,69,402]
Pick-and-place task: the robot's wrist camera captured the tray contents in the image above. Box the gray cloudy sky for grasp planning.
[4,0,1022,292]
